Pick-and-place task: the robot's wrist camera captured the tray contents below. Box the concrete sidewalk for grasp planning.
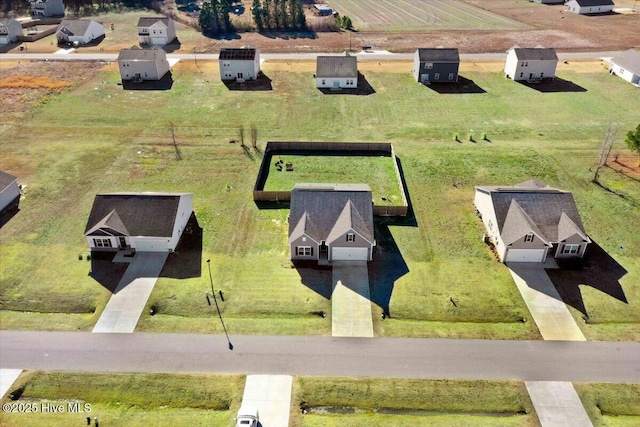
[331,261,374,337]
[93,252,168,333]
[509,262,586,341]
[241,375,293,427]
[526,381,593,427]
[0,369,23,398]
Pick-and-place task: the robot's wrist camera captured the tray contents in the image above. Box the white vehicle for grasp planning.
[235,406,259,427]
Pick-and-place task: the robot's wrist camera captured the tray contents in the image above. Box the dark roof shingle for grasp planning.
[417,48,460,63]
[219,48,257,60]
[0,171,18,192]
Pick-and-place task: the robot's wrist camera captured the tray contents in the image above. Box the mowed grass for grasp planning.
[574,383,640,427]
[328,0,531,31]
[0,371,243,427]
[1,60,639,340]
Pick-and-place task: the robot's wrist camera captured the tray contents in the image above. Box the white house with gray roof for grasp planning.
[117,46,170,82]
[137,17,176,46]
[0,20,22,45]
[56,19,104,45]
[288,184,375,263]
[219,47,260,82]
[316,55,358,89]
[474,181,591,263]
[0,171,21,216]
[30,0,64,17]
[504,46,558,82]
[565,0,615,14]
[85,192,193,252]
[609,49,640,87]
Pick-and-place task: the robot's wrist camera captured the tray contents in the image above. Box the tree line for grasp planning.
[198,0,233,35]
[251,0,306,31]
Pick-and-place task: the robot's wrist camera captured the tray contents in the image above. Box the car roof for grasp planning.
[238,406,259,417]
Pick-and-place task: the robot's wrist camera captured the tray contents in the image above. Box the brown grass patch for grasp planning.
[0,75,71,90]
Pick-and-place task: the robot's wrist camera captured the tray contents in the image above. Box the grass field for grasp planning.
[328,0,532,31]
[0,60,639,340]
[574,383,640,427]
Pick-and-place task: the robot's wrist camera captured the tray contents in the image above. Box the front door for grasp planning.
[119,237,127,249]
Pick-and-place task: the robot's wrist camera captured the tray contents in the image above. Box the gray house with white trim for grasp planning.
[609,49,640,87]
[30,0,64,17]
[565,0,615,14]
[0,20,22,45]
[56,19,104,45]
[137,17,176,46]
[219,47,261,82]
[288,184,375,263]
[474,181,591,263]
[316,55,358,89]
[412,48,460,84]
[504,46,558,82]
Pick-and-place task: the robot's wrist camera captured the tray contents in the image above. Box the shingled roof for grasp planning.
[117,45,166,61]
[571,0,614,6]
[288,184,374,245]
[611,49,640,75]
[0,171,18,192]
[85,193,186,237]
[510,47,558,61]
[316,56,358,78]
[137,17,170,27]
[475,181,590,245]
[58,19,93,36]
[416,48,460,63]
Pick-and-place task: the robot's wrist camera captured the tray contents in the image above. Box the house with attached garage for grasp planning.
[565,0,615,14]
[316,55,358,89]
[117,46,170,82]
[0,20,22,45]
[56,19,104,46]
[84,192,193,253]
[412,48,460,84]
[504,46,558,82]
[608,49,640,87]
[0,171,21,216]
[474,180,591,263]
[30,0,65,17]
[137,17,176,46]
[219,47,261,82]
[288,184,375,263]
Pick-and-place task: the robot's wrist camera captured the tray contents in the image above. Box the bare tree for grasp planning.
[593,124,618,183]
[170,122,182,160]
[250,124,258,149]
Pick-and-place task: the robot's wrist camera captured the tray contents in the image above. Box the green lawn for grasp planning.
[1,62,639,340]
[574,383,640,427]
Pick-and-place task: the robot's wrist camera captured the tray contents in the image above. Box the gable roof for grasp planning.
[288,184,374,245]
[219,47,257,60]
[85,193,187,237]
[316,55,358,78]
[0,171,18,192]
[58,20,100,36]
[117,45,166,61]
[510,47,558,61]
[416,48,460,63]
[137,17,171,27]
[475,181,589,244]
[570,0,614,6]
[611,49,640,75]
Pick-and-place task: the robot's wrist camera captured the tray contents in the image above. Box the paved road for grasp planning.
[1,331,639,382]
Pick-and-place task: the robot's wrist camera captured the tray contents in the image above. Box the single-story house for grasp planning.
[609,49,640,87]
[313,4,333,15]
[30,0,65,17]
[474,180,591,263]
[412,48,460,84]
[316,55,358,89]
[504,46,558,82]
[565,0,615,14]
[84,192,193,253]
[117,46,170,82]
[56,19,104,46]
[219,47,260,82]
[288,183,375,263]
[0,171,21,216]
[0,19,22,45]
[137,17,176,46]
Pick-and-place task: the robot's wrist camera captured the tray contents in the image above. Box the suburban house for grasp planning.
[137,17,176,46]
[609,49,640,87]
[56,19,104,46]
[316,55,358,89]
[30,0,65,17]
[532,0,564,4]
[0,171,21,216]
[219,47,261,82]
[313,4,333,15]
[117,46,170,82]
[412,48,460,84]
[288,184,375,263]
[504,46,558,82]
[84,192,193,253]
[0,20,22,45]
[565,0,615,14]
[474,180,591,263]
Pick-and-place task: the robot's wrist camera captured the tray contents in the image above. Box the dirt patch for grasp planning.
[607,156,640,180]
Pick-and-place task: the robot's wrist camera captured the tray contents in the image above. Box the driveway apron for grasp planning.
[526,381,593,427]
[331,261,374,337]
[0,369,23,398]
[241,375,293,427]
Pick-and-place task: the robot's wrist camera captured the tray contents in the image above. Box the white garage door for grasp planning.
[505,249,545,263]
[151,37,166,45]
[134,239,169,252]
[332,247,368,261]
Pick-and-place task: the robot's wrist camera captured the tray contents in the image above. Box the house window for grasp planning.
[434,73,440,80]
[524,233,534,243]
[93,238,112,248]
[449,73,454,80]
[322,79,325,85]
[562,244,580,255]
[520,72,523,78]
[296,246,313,256]
[424,63,433,69]
[346,233,355,242]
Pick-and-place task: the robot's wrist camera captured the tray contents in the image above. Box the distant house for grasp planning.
[412,48,460,84]
[84,192,193,252]
[316,55,358,89]
[565,0,615,14]
[474,181,591,263]
[137,17,176,46]
[532,0,564,4]
[313,4,333,15]
[504,46,558,82]
[0,171,21,216]
[288,184,375,263]
[0,20,22,45]
[30,0,65,17]
[609,49,640,87]
[219,47,261,82]
[117,46,170,82]
[56,19,104,46]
